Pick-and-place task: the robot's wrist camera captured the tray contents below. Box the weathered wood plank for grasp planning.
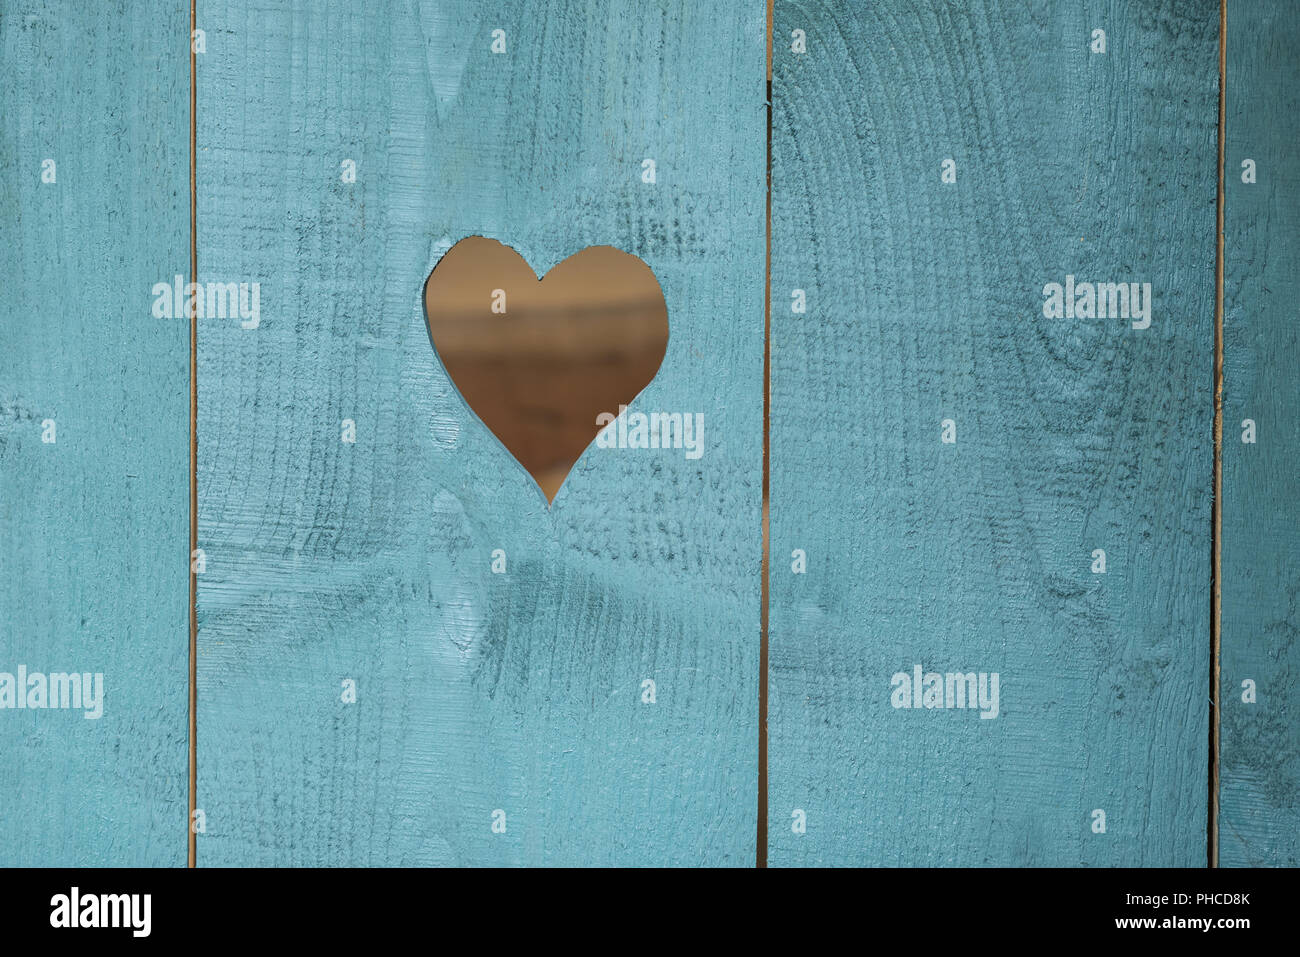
[0,0,190,865]
[768,0,1217,865]
[1219,0,1300,868]
[196,0,764,865]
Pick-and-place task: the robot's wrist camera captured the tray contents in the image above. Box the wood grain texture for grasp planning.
[0,0,190,865]
[196,0,764,865]
[768,0,1217,865]
[1219,0,1300,868]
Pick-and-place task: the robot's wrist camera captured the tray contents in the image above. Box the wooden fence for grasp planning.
[0,0,1294,867]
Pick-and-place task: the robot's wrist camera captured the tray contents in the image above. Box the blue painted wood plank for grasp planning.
[196,0,764,865]
[0,0,190,865]
[768,0,1218,866]
[1219,0,1300,868]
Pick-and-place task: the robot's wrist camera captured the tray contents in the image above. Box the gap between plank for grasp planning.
[1209,0,1227,871]
[757,0,774,870]
[188,0,199,870]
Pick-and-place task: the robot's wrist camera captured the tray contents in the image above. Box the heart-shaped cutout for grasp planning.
[424,238,669,503]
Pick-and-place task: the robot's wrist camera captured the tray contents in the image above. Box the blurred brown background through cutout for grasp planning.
[424,238,669,502]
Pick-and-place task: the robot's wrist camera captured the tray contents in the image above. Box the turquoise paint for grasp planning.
[1220,0,1300,868]
[5,0,1295,869]
[196,0,765,864]
[768,0,1218,865]
[0,1,190,865]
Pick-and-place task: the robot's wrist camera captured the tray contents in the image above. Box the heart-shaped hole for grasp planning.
[424,238,669,503]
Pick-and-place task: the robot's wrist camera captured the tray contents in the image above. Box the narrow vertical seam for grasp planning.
[758,0,774,869]
[188,0,199,870]
[1210,0,1227,870]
